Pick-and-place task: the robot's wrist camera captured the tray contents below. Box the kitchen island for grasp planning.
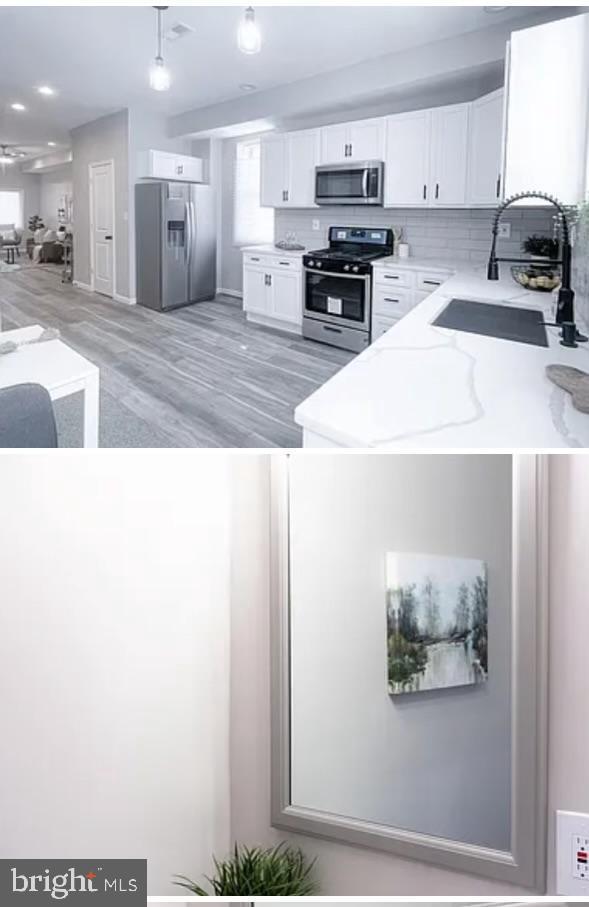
[294,263,589,448]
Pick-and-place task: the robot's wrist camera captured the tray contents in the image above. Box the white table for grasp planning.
[0,324,100,447]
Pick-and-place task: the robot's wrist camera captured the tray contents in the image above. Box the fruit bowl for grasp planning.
[511,263,561,293]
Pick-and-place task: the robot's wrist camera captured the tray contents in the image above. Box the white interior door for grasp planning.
[90,161,114,298]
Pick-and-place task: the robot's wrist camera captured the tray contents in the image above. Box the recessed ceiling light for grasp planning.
[240,83,257,92]
[47,141,57,147]
[37,85,55,96]
[11,102,26,111]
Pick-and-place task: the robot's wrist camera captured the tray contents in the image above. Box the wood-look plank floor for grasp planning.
[0,267,353,447]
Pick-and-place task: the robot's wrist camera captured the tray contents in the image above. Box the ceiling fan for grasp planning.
[0,144,26,165]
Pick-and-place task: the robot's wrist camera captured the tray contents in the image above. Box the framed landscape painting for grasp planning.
[386,551,488,695]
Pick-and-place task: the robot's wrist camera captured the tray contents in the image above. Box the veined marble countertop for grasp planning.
[294,265,589,448]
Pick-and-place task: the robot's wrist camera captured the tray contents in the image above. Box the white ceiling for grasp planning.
[0,5,559,156]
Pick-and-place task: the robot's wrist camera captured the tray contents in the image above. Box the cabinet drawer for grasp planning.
[373,267,415,289]
[416,270,451,292]
[372,313,400,340]
[273,257,301,270]
[372,285,414,318]
[243,253,272,268]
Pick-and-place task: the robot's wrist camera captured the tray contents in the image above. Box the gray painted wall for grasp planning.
[0,167,41,234]
[71,110,130,297]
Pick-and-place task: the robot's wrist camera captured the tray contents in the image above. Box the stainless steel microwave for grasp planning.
[315,160,384,206]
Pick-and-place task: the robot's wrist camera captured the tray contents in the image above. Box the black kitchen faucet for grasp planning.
[487,190,587,347]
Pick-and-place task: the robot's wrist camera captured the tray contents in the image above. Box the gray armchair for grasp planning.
[0,224,23,264]
[0,383,58,447]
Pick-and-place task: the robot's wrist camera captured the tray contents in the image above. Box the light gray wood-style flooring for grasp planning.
[0,267,353,447]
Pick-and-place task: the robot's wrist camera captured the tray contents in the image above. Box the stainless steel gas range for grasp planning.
[302,226,394,352]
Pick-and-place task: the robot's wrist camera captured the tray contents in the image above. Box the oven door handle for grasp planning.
[304,268,371,283]
[362,168,369,198]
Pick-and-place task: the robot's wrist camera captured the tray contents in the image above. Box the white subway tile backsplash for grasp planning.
[275,206,554,264]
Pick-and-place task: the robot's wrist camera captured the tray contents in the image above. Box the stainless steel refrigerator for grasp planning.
[135,181,216,311]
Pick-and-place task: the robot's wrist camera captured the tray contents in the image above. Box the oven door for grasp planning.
[304,269,371,331]
[315,161,383,205]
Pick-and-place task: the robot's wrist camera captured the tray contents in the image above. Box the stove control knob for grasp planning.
[316,261,322,268]
[343,264,350,271]
[308,260,314,267]
[353,265,360,273]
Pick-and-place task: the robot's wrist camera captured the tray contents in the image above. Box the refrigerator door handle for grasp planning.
[184,201,191,266]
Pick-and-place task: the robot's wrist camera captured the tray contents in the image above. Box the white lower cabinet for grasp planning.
[242,252,303,332]
[371,264,452,341]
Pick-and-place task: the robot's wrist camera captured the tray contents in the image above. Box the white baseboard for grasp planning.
[217,287,243,299]
[113,293,136,305]
[73,279,93,293]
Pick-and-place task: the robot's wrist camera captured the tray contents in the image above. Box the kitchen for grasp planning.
[236,11,589,448]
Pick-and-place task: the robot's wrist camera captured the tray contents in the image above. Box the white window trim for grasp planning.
[233,137,273,248]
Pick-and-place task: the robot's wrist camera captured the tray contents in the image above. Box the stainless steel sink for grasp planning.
[432,298,548,347]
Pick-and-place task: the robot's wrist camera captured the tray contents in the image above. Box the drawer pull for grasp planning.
[423,279,441,286]
[384,274,400,280]
[323,325,342,334]
[383,297,400,303]
[279,261,290,266]
[250,257,260,262]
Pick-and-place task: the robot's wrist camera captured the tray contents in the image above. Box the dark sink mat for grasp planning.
[433,298,548,348]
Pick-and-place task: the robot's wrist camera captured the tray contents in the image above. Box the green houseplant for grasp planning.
[522,234,559,259]
[173,841,318,896]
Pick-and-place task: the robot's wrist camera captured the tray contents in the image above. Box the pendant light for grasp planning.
[149,6,171,91]
[238,7,262,55]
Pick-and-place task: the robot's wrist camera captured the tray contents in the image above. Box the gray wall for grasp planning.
[288,455,512,851]
[230,454,589,895]
[275,206,555,265]
[71,110,130,297]
[0,167,41,234]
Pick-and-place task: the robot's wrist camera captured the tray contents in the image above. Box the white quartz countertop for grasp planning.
[372,255,458,272]
[241,243,305,258]
[294,265,589,448]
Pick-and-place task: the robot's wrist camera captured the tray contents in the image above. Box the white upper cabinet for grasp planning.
[286,129,320,207]
[320,117,385,163]
[260,135,286,207]
[467,89,504,206]
[141,150,204,183]
[261,129,319,207]
[384,110,430,206]
[429,103,470,206]
[504,13,589,205]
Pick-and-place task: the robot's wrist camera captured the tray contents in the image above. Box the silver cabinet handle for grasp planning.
[324,325,342,334]
[423,280,441,286]
[279,261,290,266]
[250,256,260,262]
[383,297,400,303]
[496,175,501,198]
[435,183,440,200]
[423,184,427,200]
[384,274,400,280]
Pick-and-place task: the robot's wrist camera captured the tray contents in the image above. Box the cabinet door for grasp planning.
[430,103,470,206]
[504,13,589,204]
[150,150,178,180]
[269,269,302,325]
[176,155,203,183]
[286,129,320,207]
[260,136,287,207]
[320,124,349,164]
[348,117,385,161]
[384,111,430,206]
[467,90,504,205]
[243,266,270,315]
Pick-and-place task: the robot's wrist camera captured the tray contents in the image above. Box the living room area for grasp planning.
[0,158,73,275]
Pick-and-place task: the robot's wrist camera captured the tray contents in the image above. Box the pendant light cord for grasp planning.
[154,5,168,62]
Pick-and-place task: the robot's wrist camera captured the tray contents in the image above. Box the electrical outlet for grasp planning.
[556,810,589,894]
[498,222,511,239]
[312,219,320,231]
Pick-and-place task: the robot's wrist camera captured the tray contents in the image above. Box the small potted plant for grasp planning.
[27,215,46,258]
[522,234,559,260]
[174,841,318,895]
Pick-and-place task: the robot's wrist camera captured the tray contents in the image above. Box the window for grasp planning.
[233,139,273,246]
[0,190,24,229]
